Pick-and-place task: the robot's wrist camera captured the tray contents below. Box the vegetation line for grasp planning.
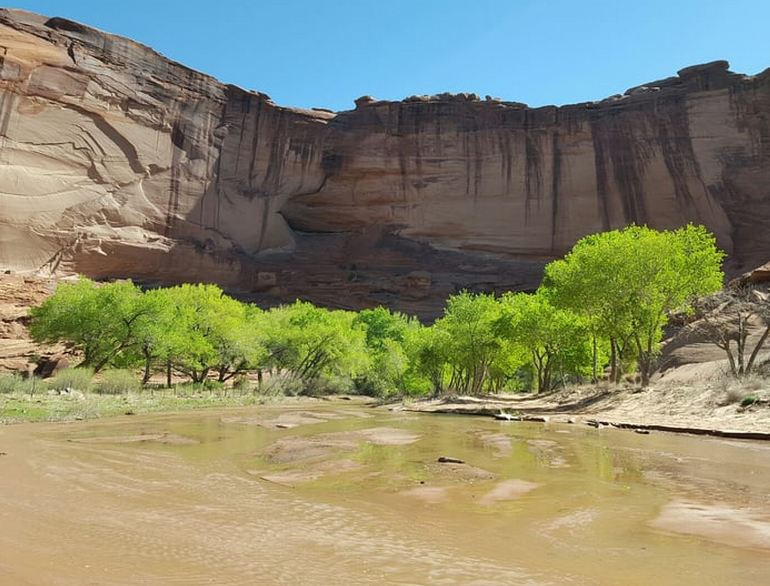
[5,223,751,422]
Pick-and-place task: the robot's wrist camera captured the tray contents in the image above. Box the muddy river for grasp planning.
[1,402,769,585]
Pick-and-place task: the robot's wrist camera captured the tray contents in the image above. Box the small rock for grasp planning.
[275,423,291,429]
[634,429,651,435]
[124,410,135,416]
[0,451,7,456]
[437,456,465,464]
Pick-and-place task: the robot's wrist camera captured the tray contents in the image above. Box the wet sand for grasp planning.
[1,404,770,585]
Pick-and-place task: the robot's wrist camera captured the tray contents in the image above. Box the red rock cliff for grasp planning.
[1,9,769,316]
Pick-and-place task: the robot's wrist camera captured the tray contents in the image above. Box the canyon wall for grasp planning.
[1,9,769,316]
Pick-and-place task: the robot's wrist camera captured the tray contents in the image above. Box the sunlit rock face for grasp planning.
[1,9,769,317]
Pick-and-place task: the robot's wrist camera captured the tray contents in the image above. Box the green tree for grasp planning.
[545,224,724,386]
[29,278,148,372]
[497,291,591,393]
[353,307,418,396]
[353,307,410,351]
[403,324,451,396]
[435,292,505,395]
[150,284,263,384]
[263,302,369,393]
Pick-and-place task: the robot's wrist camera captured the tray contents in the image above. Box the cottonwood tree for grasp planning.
[30,278,149,372]
[434,292,506,395]
[404,324,451,396]
[496,291,591,393]
[262,302,369,393]
[353,307,416,396]
[545,224,724,386]
[160,284,264,384]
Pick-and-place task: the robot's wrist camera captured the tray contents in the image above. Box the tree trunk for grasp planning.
[746,325,770,375]
[592,335,598,383]
[542,356,552,393]
[724,340,738,377]
[142,359,152,385]
[166,361,172,388]
[191,369,209,384]
[634,334,651,387]
[142,349,152,385]
[93,356,110,374]
[609,338,618,384]
[639,359,650,387]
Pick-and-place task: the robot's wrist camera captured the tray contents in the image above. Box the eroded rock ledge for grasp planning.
[1,9,769,316]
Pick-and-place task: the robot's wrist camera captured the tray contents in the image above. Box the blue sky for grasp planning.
[7,1,769,111]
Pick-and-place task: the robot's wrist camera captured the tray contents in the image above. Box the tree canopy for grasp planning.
[544,224,724,385]
[28,224,726,395]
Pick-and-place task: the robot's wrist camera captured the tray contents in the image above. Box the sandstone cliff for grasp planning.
[1,9,769,316]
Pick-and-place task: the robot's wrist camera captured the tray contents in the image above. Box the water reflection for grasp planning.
[1,403,769,585]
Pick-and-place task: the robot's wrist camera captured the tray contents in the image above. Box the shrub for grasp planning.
[96,369,140,394]
[312,374,356,396]
[741,395,760,407]
[743,376,765,392]
[232,376,250,390]
[231,376,254,395]
[724,387,745,405]
[0,373,41,394]
[0,372,20,393]
[48,367,94,392]
[203,379,225,391]
[264,373,303,396]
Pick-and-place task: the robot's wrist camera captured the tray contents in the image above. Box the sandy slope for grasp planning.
[406,377,770,436]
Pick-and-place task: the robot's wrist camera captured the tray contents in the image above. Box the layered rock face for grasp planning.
[1,9,769,316]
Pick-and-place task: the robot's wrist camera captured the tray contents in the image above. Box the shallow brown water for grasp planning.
[1,402,769,585]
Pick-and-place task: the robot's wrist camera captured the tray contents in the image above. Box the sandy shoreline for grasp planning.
[401,383,770,441]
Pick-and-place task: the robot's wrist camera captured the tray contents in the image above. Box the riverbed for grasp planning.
[1,401,769,585]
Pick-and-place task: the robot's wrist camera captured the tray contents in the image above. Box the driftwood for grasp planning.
[437,456,465,464]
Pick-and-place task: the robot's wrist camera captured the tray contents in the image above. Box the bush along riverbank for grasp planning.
[0,369,295,424]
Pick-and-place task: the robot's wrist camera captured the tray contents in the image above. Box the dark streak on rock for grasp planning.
[166,117,183,237]
[655,94,701,211]
[551,131,561,251]
[591,121,612,230]
[247,98,263,194]
[590,111,652,224]
[524,133,542,221]
[262,109,288,194]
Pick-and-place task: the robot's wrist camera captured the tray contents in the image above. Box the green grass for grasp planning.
[0,387,282,425]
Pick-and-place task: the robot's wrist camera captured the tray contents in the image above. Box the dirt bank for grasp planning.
[403,379,770,440]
